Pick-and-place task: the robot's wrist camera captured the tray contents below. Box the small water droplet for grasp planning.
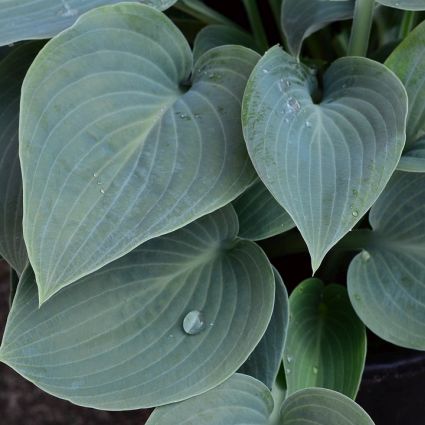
[286,368,291,375]
[305,121,312,128]
[361,250,371,262]
[284,79,291,88]
[313,366,319,375]
[286,97,301,113]
[100,189,105,194]
[93,173,97,178]
[183,310,205,335]
[168,334,174,338]
[352,210,359,217]
[262,68,269,74]
[209,322,214,327]
[287,355,293,363]
[97,181,102,185]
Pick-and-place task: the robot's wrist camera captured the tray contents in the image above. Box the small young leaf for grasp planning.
[239,267,289,388]
[0,43,43,275]
[233,179,295,241]
[242,46,407,272]
[0,205,275,410]
[376,0,425,10]
[386,21,425,172]
[0,1,178,46]
[283,279,366,399]
[281,0,355,57]
[348,172,425,350]
[281,387,375,425]
[20,3,259,303]
[146,373,274,425]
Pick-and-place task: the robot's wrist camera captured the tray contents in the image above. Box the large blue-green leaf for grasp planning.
[0,205,275,409]
[283,279,366,399]
[0,1,178,46]
[146,373,274,425]
[193,24,258,62]
[0,43,43,274]
[386,21,425,172]
[233,179,295,241]
[242,46,407,272]
[376,0,425,10]
[20,3,259,303]
[281,0,355,57]
[239,267,289,388]
[348,172,425,349]
[280,387,375,425]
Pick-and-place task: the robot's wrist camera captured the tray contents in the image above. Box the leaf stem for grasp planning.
[242,0,269,52]
[399,11,417,39]
[348,0,375,56]
[174,0,235,26]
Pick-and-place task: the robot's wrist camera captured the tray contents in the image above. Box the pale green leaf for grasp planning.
[239,267,289,389]
[386,22,425,172]
[20,3,259,303]
[233,179,295,241]
[242,46,407,272]
[348,172,425,349]
[280,387,375,425]
[193,24,258,62]
[376,0,425,10]
[283,279,366,399]
[0,43,43,274]
[146,373,274,425]
[0,205,275,409]
[281,0,355,57]
[0,0,178,46]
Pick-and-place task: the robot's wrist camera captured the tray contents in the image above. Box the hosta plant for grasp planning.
[0,0,425,423]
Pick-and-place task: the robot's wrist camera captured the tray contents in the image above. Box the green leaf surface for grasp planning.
[0,43,43,274]
[0,1,177,46]
[280,387,375,425]
[233,180,295,241]
[283,279,366,399]
[348,172,425,349]
[174,0,235,26]
[239,267,289,389]
[242,46,407,272]
[193,24,258,62]
[281,0,355,57]
[146,373,274,425]
[376,0,425,10]
[20,3,259,303]
[0,205,275,410]
[386,22,425,172]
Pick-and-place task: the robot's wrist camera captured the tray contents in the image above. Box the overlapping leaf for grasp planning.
[242,46,407,272]
[280,387,375,425]
[239,268,289,388]
[20,3,259,303]
[0,0,178,46]
[233,179,295,241]
[376,0,425,10]
[348,172,425,349]
[193,24,257,62]
[0,43,43,274]
[283,279,366,399]
[0,205,275,409]
[281,0,355,57]
[386,21,425,172]
[146,373,274,425]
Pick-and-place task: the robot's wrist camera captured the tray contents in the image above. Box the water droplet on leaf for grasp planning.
[361,250,371,262]
[313,366,319,374]
[352,210,359,217]
[183,310,205,335]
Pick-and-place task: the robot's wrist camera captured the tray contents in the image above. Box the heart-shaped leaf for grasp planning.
[193,24,258,62]
[348,172,425,349]
[0,1,178,46]
[281,0,355,57]
[0,205,275,409]
[0,43,43,274]
[242,46,407,272]
[281,387,375,425]
[376,0,425,10]
[239,267,289,388]
[20,3,259,303]
[283,279,366,399]
[146,373,274,425]
[386,21,425,172]
[233,179,295,241]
